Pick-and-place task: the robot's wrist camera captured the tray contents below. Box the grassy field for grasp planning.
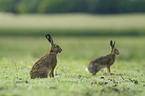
[0,36,145,96]
[0,13,145,36]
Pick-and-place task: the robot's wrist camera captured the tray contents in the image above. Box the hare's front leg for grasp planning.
[107,66,111,73]
[49,68,55,78]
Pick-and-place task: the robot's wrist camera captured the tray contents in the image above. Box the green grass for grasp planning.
[0,13,145,36]
[0,36,145,96]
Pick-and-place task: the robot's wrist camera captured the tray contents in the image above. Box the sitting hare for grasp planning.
[30,34,62,79]
[86,40,119,75]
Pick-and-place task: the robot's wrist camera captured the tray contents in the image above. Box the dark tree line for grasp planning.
[0,0,145,14]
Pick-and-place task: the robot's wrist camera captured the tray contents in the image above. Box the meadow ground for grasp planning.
[0,36,145,96]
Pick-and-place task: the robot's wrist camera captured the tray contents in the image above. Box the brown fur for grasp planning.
[87,40,119,75]
[30,34,62,79]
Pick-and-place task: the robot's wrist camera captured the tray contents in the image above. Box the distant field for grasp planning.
[0,13,145,36]
[0,36,145,96]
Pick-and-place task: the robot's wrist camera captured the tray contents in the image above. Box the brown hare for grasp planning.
[30,34,62,79]
[86,40,119,75]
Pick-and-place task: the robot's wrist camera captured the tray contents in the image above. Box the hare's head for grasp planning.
[110,40,119,55]
[45,34,62,54]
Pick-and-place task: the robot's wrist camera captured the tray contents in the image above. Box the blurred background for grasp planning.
[0,0,145,36]
[1,0,145,14]
[0,0,145,60]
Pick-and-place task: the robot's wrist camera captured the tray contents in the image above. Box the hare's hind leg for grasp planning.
[30,72,36,79]
[39,71,48,78]
[91,72,97,76]
[30,71,40,79]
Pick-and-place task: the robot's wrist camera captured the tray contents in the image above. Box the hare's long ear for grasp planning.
[113,41,115,48]
[110,40,114,49]
[45,34,54,45]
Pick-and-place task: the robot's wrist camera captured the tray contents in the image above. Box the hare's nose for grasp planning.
[60,49,62,52]
[117,52,119,55]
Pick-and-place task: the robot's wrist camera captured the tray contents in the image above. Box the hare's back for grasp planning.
[90,56,108,64]
[32,53,56,69]
[37,53,57,65]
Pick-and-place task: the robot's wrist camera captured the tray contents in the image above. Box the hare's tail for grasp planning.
[85,67,89,72]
